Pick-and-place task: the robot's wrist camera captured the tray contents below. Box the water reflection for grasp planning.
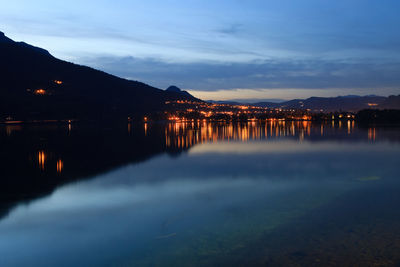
[5,125,22,137]
[368,127,376,141]
[67,122,72,134]
[56,159,63,174]
[0,122,399,266]
[164,120,359,149]
[0,122,397,200]
[37,150,46,171]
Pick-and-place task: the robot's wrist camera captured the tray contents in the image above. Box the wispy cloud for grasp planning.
[78,56,400,94]
[1,0,400,98]
[218,23,244,35]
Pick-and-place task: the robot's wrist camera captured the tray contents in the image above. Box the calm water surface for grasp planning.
[0,121,399,266]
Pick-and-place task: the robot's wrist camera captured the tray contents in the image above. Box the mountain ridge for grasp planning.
[211,95,400,112]
[0,31,197,121]
[253,95,399,112]
[166,85,195,98]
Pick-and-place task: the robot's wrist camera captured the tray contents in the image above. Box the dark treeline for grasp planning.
[356,109,400,124]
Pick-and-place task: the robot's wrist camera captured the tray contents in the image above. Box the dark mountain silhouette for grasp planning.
[381,95,400,109]
[0,31,197,121]
[166,85,183,93]
[252,95,400,112]
[166,85,195,99]
[208,98,285,104]
[207,100,242,105]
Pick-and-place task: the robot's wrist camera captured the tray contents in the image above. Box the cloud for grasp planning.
[1,0,400,99]
[218,23,244,35]
[78,56,400,95]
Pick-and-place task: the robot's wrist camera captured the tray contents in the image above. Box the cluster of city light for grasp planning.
[26,80,64,97]
[168,116,184,121]
[337,114,355,119]
[166,100,200,105]
[34,89,47,95]
[164,100,320,122]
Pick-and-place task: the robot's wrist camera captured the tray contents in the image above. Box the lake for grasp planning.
[0,121,399,266]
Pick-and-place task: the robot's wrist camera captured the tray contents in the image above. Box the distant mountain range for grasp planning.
[208,98,286,104]
[212,95,400,112]
[0,31,197,121]
[1,30,398,121]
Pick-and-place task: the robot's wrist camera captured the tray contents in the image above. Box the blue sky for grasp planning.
[1,0,400,100]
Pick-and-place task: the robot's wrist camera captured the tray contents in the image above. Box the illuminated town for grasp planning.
[161,100,355,122]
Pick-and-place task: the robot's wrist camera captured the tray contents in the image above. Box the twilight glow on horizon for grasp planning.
[1,0,400,100]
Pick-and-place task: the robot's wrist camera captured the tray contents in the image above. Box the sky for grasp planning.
[1,0,400,100]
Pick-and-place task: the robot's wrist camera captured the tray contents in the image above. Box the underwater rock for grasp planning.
[155,233,177,239]
[357,176,381,181]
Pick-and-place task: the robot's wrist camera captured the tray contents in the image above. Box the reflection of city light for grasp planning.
[368,128,376,141]
[299,130,304,142]
[5,125,22,136]
[128,122,132,134]
[38,151,46,170]
[57,159,64,173]
[347,120,351,134]
[163,121,364,149]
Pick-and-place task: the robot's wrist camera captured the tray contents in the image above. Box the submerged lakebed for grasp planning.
[0,121,399,266]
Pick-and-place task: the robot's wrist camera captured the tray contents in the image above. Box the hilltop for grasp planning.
[0,31,197,121]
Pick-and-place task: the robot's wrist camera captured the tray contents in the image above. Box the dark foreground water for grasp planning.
[0,121,399,267]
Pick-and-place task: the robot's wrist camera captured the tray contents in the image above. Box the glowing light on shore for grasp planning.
[34,89,46,95]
